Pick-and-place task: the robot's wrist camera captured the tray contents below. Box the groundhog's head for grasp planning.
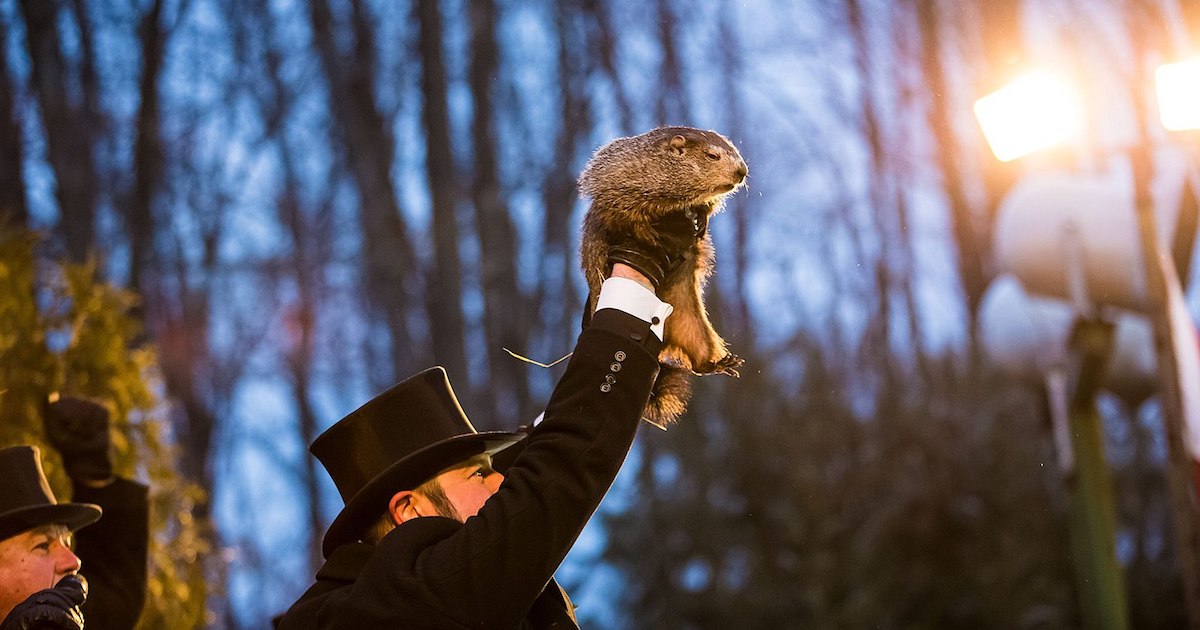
[578,126,748,215]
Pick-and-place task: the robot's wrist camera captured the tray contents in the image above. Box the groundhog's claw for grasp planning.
[717,353,743,377]
[694,353,743,377]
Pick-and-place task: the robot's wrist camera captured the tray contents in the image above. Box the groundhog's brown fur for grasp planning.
[579,126,748,427]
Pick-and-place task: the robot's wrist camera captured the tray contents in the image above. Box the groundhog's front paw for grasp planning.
[695,353,743,377]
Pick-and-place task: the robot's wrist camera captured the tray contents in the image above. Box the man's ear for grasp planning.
[389,490,420,524]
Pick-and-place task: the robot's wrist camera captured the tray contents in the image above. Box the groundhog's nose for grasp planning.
[733,164,747,183]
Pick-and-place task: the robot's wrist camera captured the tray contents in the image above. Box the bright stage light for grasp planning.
[1156,58,1200,132]
[973,71,1083,162]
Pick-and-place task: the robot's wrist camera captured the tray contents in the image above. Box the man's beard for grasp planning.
[422,479,461,521]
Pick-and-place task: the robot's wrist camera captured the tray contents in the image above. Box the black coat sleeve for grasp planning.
[71,478,149,630]
[342,309,662,628]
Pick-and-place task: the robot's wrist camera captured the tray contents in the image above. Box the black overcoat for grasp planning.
[74,477,149,630]
[277,308,662,629]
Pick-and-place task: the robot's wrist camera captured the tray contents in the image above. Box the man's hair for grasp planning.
[362,511,396,546]
[33,524,71,539]
[4,523,72,546]
[360,475,460,544]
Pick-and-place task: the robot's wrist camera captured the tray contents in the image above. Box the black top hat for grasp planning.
[0,445,101,542]
[312,366,525,557]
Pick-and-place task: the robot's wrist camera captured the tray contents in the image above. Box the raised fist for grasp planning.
[43,395,113,483]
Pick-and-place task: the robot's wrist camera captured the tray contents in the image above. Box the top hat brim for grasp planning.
[322,430,524,557]
[0,502,102,542]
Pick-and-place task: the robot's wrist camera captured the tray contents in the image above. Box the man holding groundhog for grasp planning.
[277,215,701,628]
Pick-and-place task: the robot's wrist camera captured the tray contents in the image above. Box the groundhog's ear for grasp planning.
[669,134,687,155]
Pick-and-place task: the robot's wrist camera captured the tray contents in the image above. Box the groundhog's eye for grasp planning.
[705,150,721,161]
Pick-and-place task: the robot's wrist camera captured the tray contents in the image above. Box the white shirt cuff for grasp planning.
[595,277,673,341]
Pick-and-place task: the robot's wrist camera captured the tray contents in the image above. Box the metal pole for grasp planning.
[1131,148,1200,628]
[1065,318,1130,630]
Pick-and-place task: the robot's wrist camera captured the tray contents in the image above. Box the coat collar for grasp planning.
[317,517,459,582]
[315,542,374,582]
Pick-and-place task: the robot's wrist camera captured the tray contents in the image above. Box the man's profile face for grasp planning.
[0,525,81,619]
[415,455,505,522]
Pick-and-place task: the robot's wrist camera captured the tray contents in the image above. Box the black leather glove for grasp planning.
[43,396,114,483]
[607,207,708,289]
[0,575,87,630]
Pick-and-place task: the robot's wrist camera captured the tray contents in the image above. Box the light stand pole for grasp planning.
[976,60,1200,626]
[1064,318,1130,630]
[1130,144,1200,627]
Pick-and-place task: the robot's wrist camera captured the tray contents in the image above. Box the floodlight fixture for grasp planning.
[1156,58,1200,132]
[973,71,1083,162]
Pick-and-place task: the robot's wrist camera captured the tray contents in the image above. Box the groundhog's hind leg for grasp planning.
[643,366,692,427]
[659,271,743,377]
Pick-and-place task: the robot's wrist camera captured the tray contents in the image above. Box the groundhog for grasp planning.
[578,126,748,427]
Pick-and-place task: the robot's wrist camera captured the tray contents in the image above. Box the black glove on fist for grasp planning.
[43,396,114,483]
[608,207,708,289]
[0,575,87,630]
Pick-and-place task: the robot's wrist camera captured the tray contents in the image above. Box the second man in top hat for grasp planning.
[0,396,149,630]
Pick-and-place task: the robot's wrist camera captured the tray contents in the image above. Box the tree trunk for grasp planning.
[916,0,990,357]
[715,3,752,339]
[537,0,591,354]
[309,0,426,386]
[280,185,327,578]
[467,0,533,427]
[18,0,98,261]
[127,0,166,299]
[845,0,902,395]
[587,0,633,132]
[654,0,684,125]
[0,20,27,226]
[416,0,468,385]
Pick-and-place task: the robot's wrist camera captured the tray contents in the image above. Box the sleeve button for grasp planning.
[614,351,627,361]
[600,383,612,393]
[610,362,622,372]
[606,374,617,384]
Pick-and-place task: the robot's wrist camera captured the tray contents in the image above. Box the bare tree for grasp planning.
[713,2,752,338]
[17,0,100,260]
[415,0,468,384]
[308,0,426,386]
[653,0,684,125]
[845,0,904,397]
[121,0,228,555]
[588,0,634,132]
[278,185,332,580]
[235,0,332,581]
[915,0,994,357]
[0,18,27,226]
[126,0,167,300]
[466,0,534,426]
[535,0,593,356]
